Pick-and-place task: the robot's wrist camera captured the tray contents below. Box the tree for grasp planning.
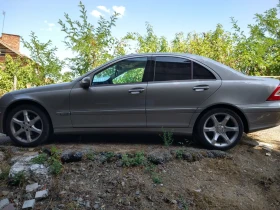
[58,1,128,76]
[22,32,64,85]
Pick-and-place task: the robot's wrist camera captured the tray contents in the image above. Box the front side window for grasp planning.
[154,57,191,81]
[93,57,147,86]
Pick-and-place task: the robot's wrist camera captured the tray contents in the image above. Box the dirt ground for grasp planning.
[0,126,280,210]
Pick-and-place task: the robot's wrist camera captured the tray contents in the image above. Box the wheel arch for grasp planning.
[3,99,53,134]
[194,104,249,133]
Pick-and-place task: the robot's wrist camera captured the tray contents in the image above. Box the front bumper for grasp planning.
[238,102,280,132]
[0,107,6,134]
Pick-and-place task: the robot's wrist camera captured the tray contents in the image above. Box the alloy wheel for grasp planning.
[203,113,239,147]
[10,110,43,143]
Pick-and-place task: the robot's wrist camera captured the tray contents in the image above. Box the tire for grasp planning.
[6,104,51,147]
[194,108,244,150]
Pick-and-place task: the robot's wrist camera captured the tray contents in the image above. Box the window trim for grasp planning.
[90,56,151,87]
[150,55,217,83]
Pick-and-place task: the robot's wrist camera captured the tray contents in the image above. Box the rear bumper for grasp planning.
[238,102,280,132]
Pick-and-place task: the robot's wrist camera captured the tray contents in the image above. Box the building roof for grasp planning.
[0,39,22,57]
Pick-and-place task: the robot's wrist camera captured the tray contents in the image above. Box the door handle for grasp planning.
[128,88,145,94]
[193,85,209,92]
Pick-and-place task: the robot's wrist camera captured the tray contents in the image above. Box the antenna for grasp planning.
[2,11,5,34]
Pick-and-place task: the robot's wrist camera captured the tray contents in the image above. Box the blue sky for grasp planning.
[0,0,279,65]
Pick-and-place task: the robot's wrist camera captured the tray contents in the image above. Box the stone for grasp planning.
[147,149,172,164]
[2,204,15,210]
[135,190,140,196]
[26,183,39,192]
[22,199,35,209]
[61,151,83,163]
[2,191,9,196]
[9,154,49,182]
[0,151,5,161]
[35,190,48,200]
[171,200,177,204]
[85,201,91,208]
[266,152,271,156]
[0,198,10,209]
[93,204,99,209]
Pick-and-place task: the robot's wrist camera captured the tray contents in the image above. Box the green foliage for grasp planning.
[58,1,128,76]
[160,128,174,146]
[0,166,10,181]
[31,153,48,164]
[122,152,146,167]
[176,149,184,159]
[86,150,95,161]
[48,158,63,175]
[22,32,64,85]
[9,171,27,186]
[152,172,162,184]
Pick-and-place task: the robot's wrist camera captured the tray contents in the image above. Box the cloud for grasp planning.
[112,6,125,17]
[97,6,110,13]
[91,10,102,18]
[41,20,55,31]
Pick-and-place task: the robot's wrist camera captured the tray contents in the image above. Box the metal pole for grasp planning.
[2,11,5,34]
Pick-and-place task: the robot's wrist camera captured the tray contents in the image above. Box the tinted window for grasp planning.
[93,57,147,86]
[193,62,215,79]
[154,57,191,81]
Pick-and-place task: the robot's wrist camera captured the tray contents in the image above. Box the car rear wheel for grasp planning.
[6,105,51,147]
[195,108,244,150]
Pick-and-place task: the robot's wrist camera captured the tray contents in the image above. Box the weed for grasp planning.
[86,150,95,161]
[179,196,189,210]
[104,152,115,160]
[31,153,48,164]
[152,173,162,184]
[8,171,26,186]
[0,166,10,181]
[176,149,184,159]
[48,157,63,175]
[122,152,146,167]
[160,128,174,146]
[50,146,62,159]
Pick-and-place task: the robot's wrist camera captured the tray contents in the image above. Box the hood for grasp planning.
[9,82,74,95]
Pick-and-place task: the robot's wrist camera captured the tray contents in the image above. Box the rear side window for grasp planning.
[154,57,191,81]
[193,62,216,79]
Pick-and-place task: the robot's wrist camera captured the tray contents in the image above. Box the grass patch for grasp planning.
[145,163,162,184]
[8,171,27,186]
[31,153,48,164]
[86,150,95,161]
[122,152,146,167]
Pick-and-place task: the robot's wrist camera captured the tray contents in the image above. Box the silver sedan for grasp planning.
[0,53,280,150]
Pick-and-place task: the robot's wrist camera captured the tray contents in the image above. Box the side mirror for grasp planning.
[80,77,91,89]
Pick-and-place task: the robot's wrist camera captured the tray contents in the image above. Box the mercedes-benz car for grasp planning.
[0,53,280,150]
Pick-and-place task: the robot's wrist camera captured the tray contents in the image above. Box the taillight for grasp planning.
[267,85,280,101]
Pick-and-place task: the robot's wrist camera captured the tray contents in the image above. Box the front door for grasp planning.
[70,57,150,127]
[146,56,222,127]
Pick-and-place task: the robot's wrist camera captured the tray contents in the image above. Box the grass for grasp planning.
[31,153,48,164]
[176,149,184,159]
[122,152,146,167]
[86,150,95,161]
[160,128,174,146]
[8,171,27,186]
[145,163,162,184]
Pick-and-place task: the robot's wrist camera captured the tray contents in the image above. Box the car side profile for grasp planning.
[0,53,280,150]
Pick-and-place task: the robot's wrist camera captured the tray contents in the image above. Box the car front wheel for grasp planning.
[195,108,244,150]
[6,105,51,147]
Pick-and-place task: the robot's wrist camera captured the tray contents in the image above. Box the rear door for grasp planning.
[146,56,221,128]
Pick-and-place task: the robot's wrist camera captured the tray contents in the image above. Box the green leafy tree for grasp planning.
[22,32,64,85]
[58,1,128,76]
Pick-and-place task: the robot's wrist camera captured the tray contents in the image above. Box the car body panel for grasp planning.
[0,53,280,136]
[70,82,147,127]
[146,80,222,127]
